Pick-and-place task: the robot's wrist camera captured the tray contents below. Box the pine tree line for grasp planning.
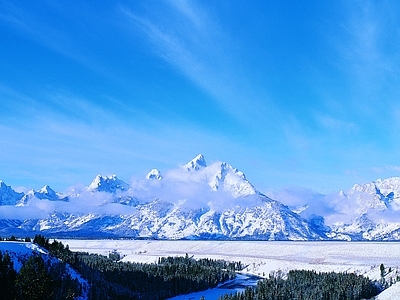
[31,235,239,299]
[218,269,381,300]
[67,251,238,299]
[0,235,386,300]
[0,251,81,300]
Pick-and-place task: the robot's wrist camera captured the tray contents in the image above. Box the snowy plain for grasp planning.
[60,239,400,300]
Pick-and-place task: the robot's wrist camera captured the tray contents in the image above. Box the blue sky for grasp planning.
[1,0,400,194]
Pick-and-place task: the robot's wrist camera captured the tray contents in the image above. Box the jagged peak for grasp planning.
[205,161,256,197]
[212,161,247,181]
[146,169,162,180]
[25,189,35,195]
[93,174,118,181]
[0,181,8,190]
[38,185,55,194]
[183,154,207,171]
[87,174,128,193]
[0,180,14,190]
[0,181,24,206]
[88,174,117,187]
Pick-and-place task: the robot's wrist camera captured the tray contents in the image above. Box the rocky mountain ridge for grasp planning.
[1,155,400,240]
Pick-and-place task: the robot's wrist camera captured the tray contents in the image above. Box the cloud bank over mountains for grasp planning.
[1,155,400,240]
[0,155,258,219]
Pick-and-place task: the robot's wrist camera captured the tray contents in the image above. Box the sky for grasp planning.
[2,0,400,194]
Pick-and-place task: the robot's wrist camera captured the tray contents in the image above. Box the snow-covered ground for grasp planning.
[0,241,48,271]
[59,240,400,299]
[60,240,399,278]
[376,281,400,299]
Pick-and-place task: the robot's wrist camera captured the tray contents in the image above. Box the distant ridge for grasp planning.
[1,155,400,240]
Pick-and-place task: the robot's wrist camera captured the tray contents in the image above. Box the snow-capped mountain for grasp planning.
[146,169,162,180]
[183,154,207,171]
[0,181,24,205]
[327,177,400,240]
[341,177,400,213]
[0,155,327,240]
[9,196,323,240]
[16,185,68,206]
[3,155,400,240]
[87,174,129,193]
[172,155,257,198]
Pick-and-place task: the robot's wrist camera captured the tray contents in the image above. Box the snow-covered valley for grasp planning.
[60,240,400,278]
[1,238,399,299]
[61,239,400,299]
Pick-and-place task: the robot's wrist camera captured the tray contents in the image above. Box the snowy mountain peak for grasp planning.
[183,154,207,171]
[0,180,9,190]
[204,161,256,198]
[16,184,67,206]
[38,185,57,198]
[146,169,162,180]
[0,181,24,205]
[346,177,400,213]
[87,174,129,193]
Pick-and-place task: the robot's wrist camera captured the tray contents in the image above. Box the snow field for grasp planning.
[55,240,400,299]
[60,240,400,280]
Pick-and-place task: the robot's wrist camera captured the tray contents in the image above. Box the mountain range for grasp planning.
[1,154,400,240]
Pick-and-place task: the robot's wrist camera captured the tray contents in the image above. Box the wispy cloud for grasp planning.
[315,114,358,134]
[0,85,247,190]
[0,1,119,81]
[119,2,221,83]
[371,165,400,175]
[166,0,206,31]
[336,1,400,106]
[118,2,273,126]
[0,1,81,62]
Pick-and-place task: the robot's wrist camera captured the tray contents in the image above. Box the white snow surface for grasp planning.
[61,240,400,299]
[183,154,207,171]
[376,281,400,299]
[0,241,48,271]
[146,168,162,180]
[87,174,129,193]
[61,240,399,279]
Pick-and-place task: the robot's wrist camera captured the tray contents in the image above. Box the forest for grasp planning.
[0,235,384,300]
[0,235,239,299]
[218,269,381,300]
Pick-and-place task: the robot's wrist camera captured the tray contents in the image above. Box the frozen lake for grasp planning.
[60,240,400,299]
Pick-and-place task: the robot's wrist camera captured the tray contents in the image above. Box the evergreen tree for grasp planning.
[0,252,17,299]
[380,263,385,277]
[15,255,53,300]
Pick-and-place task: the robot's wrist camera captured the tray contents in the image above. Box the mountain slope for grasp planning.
[17,185,68,206]
[0,240,89,299]
[0,155,328,240]
[5,156,400,240]
[87,174,129,193]
[327,177,400,240]
[0,181,23,205]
